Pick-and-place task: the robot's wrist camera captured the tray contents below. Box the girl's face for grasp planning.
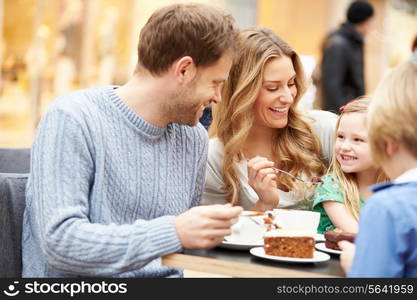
[335,112,374,174]
[252,56,297,130]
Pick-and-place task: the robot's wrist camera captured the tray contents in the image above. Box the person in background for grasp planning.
[312,97,388,234]
[320,0,374,113]
[339,57,417,277]
[22,3,242,278]
[203,27,337,212]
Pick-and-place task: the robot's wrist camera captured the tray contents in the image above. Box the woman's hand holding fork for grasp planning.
[247,156,280,211]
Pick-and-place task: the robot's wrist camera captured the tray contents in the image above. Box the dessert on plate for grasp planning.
[225,209,321,259]
[261,209,319,258]
[263,229,315,258]
[324,230,356,250]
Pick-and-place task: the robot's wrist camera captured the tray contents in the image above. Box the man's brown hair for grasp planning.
[136,3,237,75]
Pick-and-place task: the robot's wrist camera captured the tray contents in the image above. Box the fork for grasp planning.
[245,216,264,226]
[271,167,320,185]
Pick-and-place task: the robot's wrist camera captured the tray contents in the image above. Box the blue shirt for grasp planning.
[348,181,417,277]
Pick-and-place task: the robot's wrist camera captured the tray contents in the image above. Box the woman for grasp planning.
[203,27,337,211]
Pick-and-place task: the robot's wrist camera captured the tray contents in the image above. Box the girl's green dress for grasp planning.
[312,174,364,233]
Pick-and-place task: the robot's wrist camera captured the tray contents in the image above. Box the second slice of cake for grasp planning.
[324,231,356,251]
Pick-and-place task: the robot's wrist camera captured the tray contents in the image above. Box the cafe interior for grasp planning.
[0,0,416,278]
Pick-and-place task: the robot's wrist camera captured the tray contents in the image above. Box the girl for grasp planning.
[313,97,388,234]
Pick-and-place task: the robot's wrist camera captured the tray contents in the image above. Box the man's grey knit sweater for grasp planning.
[22,86,208,277]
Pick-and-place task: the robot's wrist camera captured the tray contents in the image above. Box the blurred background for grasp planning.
[1,0,416,147]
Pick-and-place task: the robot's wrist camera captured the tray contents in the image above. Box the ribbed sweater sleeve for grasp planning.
[30,107,182,276]
[190,131,208,208]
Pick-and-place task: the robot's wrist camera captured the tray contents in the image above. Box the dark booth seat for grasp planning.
[0,173,29,277]
[0,148,31,174]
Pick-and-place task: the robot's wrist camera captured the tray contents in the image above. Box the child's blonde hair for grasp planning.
[329,97,388,219]
[368,61,417,164]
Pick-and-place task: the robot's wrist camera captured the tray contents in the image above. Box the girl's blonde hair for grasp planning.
[368,61,417,164]
[209,27,326,205]
[329,97,388,219]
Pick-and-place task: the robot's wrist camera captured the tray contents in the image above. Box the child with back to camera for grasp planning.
[312,97,388,234]
[339,57,417,277]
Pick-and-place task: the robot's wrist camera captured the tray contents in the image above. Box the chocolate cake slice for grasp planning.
[324,231,356,250]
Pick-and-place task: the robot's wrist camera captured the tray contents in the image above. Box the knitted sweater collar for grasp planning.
[105,86,167,138]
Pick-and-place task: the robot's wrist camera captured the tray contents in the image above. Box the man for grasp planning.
[320,0,374,113]
[22,3,242,278]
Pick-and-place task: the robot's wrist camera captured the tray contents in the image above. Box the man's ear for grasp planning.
[172,56,197,84]
[386,139,399,157]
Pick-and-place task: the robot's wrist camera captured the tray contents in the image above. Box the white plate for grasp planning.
[219,239,263,250]
[249,247,330,263]
[315,242,342,255]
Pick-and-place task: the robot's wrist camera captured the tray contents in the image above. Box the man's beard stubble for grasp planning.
[164,85,202,126]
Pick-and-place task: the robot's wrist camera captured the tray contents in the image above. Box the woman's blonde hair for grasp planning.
[209,27,326,205]
[368,61,417,164]
[329,97,388,219]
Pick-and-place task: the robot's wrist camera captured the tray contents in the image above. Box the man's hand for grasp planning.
[338,240,355,274]
[174,204,243,249]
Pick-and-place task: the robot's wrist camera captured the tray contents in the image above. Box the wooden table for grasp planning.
[162,246,344,278]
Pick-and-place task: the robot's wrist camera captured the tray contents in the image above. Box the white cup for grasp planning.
[226,216,265,243]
